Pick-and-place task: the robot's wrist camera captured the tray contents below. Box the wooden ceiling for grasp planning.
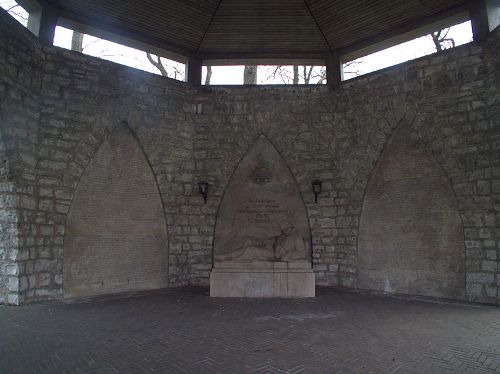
[47,0,469,59]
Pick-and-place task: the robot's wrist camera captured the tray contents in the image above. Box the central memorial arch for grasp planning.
[211,136,315,297]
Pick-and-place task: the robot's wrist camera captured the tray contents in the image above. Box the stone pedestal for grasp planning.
[210,261,315,297]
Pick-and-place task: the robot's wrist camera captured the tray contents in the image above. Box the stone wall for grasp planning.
[0,10,42,305]
[0,127,17,304]
[63,126,168,298]
[31,47,196,302]
[481,27,500,304]
[0,8,498,305]
[192,30,499,304]
[358,124,465,298]
[0,9,197,304]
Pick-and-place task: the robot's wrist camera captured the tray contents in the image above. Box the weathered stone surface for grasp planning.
[358,125,465,299]
[0,9,499,304]
[213,136,311,262]
[0,125,19,305]
[63,126,168,298]
[0,10,41,305]
[211,136,314,297]
[210,261,315,297]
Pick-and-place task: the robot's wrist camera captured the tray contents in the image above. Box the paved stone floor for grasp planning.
[1,287,499,373]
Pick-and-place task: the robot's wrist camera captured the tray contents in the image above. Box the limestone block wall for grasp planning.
[0,11,42,305]
[30,50,196,303]
[0,9,498,304]
[0,128,17,305]
[192,30,499,304]
[0,9,197,304]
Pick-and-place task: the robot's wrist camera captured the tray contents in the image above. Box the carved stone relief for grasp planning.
[213,136,312,263]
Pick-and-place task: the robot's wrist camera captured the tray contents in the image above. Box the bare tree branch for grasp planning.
[146,52,169,77]
[429,28,455,52]
[4,3,28,22]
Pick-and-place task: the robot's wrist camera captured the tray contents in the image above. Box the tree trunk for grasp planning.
[431,31,443,52]
[303,66,313,84]
[293,65,299,85]
[71,31,84,52]
[146,53,169,77]
[430,28,454,52]
[205,65,212,85]
[244,65,257,84]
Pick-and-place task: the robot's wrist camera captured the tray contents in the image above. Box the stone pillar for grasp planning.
[0,181,19,305]
[326,52,342,89]
[470,0,489,41]
[187,56,202,86]
[0,130,19,305]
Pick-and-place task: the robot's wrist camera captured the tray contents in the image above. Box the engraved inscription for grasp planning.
[214,136,311,263]
[237,199,288,224]
[63,126,168,298]
[358,125,465,299]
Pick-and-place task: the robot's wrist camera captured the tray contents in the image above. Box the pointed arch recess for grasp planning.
[63,125,168,298]
[358,124,465,299]
[213,135,312,262]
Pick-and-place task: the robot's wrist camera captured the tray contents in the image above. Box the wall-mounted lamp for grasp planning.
[198,182,209,204]
[312,180,322,203]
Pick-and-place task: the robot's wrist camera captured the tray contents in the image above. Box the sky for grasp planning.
[1,0,473,85]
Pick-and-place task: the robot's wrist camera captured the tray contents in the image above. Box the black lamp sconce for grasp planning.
[312,180,322,203]
[198,182,209,204]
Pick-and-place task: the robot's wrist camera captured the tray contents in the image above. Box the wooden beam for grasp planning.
[198,52,327,65]
[201,58,325,67]
[187,56,202,86]
[326,52,341,90]
[26,8,42,36]
[340,5,469,62]
[57,9,191,63]
[469,0,490,41]
[471,0,500,38]
[36,4,58,45]
[18,0,58,42]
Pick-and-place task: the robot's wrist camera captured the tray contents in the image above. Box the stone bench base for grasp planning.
[210,261,315,297]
